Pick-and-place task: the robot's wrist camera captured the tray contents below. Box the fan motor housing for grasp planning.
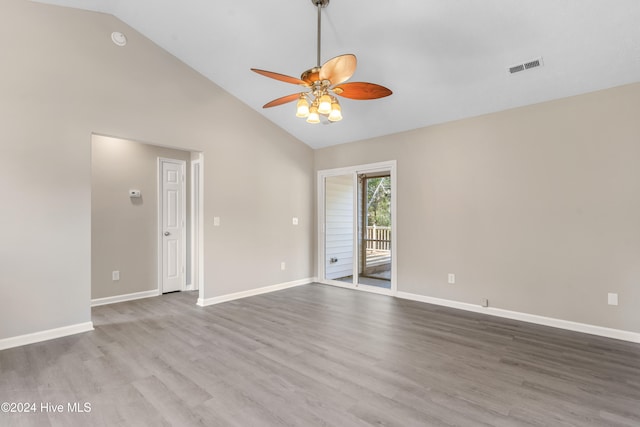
[312,0,330,7]
[301,67,321,85]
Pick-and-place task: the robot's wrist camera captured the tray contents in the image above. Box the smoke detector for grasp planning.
[111,32,127,47]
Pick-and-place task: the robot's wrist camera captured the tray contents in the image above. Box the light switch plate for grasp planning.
[213,217,220,226]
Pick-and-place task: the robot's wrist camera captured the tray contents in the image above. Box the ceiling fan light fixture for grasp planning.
[251,0,391,124]
[296,95,310,118]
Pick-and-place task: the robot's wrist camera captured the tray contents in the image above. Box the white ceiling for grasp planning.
[34,0,640,149]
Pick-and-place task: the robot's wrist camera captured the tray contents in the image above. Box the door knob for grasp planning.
[164,231,170,236]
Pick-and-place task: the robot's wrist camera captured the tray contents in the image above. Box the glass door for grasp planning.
[324,174,355,285]
[319,161,396,294]
[358,173,392,289]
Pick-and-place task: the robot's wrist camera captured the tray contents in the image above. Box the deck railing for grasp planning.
[365,226,391,250]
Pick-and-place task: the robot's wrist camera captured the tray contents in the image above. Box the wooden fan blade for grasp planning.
[251,69,309,87]
[319,54,357,85]
[262,93,302,108]
[333,82,393,100]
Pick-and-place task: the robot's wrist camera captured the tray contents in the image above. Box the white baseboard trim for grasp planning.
[0,322,94,351]
[321,279,395,296]
[396,291,640,344]
[91,289,160,307]
[197,278,313,307]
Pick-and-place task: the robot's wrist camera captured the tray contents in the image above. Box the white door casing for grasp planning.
[159,158,186,293]
[190,158,202,291]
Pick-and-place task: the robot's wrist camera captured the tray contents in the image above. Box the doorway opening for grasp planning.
[318,161,396,295]
[90,134,204,307]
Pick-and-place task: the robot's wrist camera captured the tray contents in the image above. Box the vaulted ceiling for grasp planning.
[34,0,640,148]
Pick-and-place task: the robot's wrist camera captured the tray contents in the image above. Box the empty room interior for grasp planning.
[1,0,640,426]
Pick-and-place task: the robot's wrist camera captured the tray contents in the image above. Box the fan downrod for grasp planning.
[311,0,329,7]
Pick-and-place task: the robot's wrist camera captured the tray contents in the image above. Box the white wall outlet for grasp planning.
[608,293,618,306]
[448,273,455,284]
[112,270,120,281]
[128,189,141,198]
[481,298,489,307]
[213,217,220,226]
[292,217,299,225]
[281,262,286,271]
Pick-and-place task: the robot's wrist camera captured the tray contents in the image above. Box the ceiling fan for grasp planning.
[251,0,392,124]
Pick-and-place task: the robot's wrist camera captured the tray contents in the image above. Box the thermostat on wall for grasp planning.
[129,189,141,198]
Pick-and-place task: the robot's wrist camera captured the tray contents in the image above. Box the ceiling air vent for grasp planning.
[509,64,525,74]
[508,57,543,74]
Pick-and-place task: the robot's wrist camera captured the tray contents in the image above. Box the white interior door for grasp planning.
[160,159,185,293]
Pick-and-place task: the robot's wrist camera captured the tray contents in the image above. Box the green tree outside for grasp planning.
[366,177,391,227]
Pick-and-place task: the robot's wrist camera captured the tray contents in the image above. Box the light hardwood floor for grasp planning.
[1,283,639,426]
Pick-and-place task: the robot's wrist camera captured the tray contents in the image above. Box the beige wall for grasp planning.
[0,0,314,340]
[91,135,191,299]
[315,82,640,333]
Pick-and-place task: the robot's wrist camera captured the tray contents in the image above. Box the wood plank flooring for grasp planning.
[1,283,639,426]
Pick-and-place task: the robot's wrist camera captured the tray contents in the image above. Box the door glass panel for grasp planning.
[325,175,354,284]
[358,174,391,289]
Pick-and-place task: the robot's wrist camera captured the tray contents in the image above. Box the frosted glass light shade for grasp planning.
[328,102,342,122]
[296,97,310,118]
[318,94,332,115]
[307,106,320,124]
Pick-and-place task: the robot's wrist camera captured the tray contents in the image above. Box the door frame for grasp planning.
[158,157,187,293]
[190,155,203,292]
[317,160,397,295]
[359,172,392,279]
